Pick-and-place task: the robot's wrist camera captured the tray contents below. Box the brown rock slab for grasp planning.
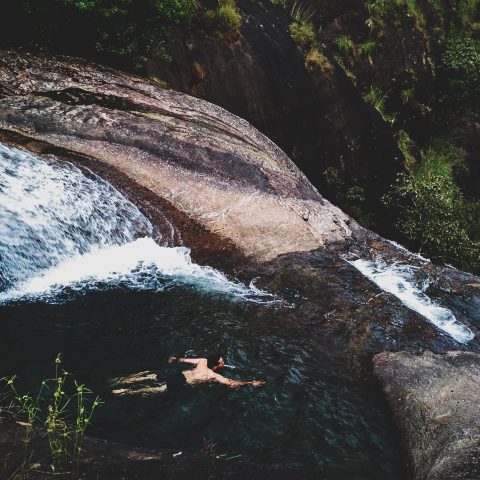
[0,50,355,263]
[374,350,480,480]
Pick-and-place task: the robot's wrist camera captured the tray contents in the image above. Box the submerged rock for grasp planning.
[374,350,480,480]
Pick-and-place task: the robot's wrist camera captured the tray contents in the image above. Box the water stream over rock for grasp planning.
[345,257,475,344]
[0,144,270,304]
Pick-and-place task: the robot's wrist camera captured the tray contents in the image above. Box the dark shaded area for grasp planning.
[151,0,404,233]
[0,265,411,479]
[0,0,194,69]
[0,413,315,480]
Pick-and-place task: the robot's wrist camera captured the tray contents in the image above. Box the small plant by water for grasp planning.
[1,354,102,477]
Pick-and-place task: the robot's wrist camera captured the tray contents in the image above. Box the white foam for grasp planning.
[346,258,474,344]
[0,144,274,305]
[0,143,152,289]
[0,237,274,304]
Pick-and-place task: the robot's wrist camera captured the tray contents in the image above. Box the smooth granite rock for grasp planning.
[374,350,480,480]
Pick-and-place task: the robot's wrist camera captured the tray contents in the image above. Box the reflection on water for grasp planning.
[0,286,405,480]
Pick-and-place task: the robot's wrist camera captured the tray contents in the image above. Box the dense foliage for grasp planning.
[384,142,480,271]
[0,0,197,68]
[284,0,480,272]
[439,37,480,115]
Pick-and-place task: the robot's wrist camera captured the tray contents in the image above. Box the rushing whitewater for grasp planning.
[0,144,271,303]
[347,258,474,344]
[0,143,153,290]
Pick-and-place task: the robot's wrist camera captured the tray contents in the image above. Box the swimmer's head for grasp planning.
[207,354,224,370]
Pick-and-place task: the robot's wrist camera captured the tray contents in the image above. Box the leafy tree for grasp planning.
[384,142,480,273]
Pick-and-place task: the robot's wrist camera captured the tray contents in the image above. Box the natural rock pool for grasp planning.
[0,143,406,479]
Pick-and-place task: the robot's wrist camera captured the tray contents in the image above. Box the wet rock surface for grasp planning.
[0,50,478,353]
[151,0,404,228]
[374,350,480,480]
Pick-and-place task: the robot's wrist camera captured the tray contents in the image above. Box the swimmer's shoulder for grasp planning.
[194,358,209,368]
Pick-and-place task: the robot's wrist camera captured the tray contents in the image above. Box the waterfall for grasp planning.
[0,144,272,304]
[346,258,474,344]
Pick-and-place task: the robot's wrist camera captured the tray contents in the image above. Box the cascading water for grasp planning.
[0,143,271,304]
[345,258,474,344]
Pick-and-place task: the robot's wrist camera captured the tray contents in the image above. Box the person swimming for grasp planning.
[111,354,265,396]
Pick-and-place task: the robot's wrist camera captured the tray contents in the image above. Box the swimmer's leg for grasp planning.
[110,371,158,386]
[112,383,167,396]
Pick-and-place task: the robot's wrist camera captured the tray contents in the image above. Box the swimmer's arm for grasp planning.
[168,356,204,365]
[213,373,265,388]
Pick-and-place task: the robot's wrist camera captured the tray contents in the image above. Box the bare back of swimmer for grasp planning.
[111,354,265,396]
[167,354,265,389]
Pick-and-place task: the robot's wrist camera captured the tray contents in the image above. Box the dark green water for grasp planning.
[0,143,406,479]
[0,285,405,479]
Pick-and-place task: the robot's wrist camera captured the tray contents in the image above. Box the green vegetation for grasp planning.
[364,87,395,122]
[288,1,336,76]
[439,36,480,115]
[456,0,480,30]
[366,0,426,32]
[396,130,417,170]
[1,355,101,476]
[204,0,242,40]
[324,167,374,227]
[384,140,480,271]
[334,35,355,55]
[1,0,199,69]
[289,1,316,51]
[442,37,480,82]
[290,20,315,51]
[400,87,414,104]
[290,1,315,25]
[358,40,376,57]
[305,48,333,73]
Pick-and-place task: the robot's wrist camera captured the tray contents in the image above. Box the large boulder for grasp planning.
[0,49,480,480]
[0,50,354,263]
[374,350,480,480]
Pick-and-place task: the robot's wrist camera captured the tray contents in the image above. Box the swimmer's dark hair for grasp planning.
[207,354,222,369]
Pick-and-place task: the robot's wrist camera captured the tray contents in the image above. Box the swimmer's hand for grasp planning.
[168,356,177,364]
[230,380,266,388]
[251,380,266,387]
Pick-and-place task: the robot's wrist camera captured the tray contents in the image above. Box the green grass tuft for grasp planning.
[204,0,242,41]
